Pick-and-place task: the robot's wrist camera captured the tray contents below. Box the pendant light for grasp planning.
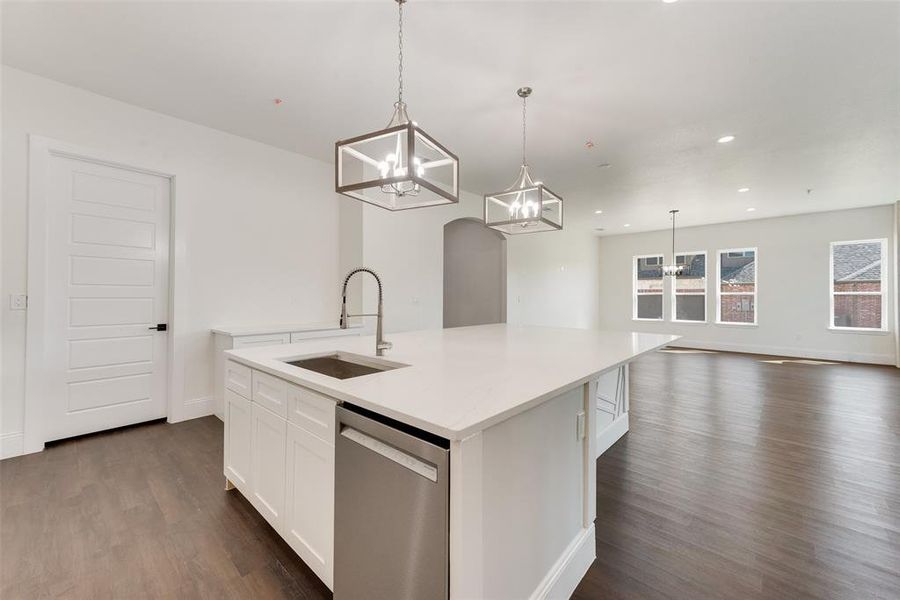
[335,0,459,210]
[662,209,684,277]
[484,87,563,234]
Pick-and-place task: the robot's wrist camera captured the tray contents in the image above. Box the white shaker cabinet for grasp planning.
[250,402,287,530]
[284,421,335,589]
[212,324,360,419]
[225,364,337,592]
[224,389,252,493]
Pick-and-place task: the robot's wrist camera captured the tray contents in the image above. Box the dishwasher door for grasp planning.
[334,404,450,600]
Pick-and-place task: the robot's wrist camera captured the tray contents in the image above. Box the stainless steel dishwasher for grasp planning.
[334,404,450,600]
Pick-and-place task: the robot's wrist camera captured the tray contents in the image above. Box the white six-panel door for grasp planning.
[42,154,170,441]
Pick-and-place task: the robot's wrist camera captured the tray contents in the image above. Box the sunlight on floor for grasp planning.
[759,358,840,365]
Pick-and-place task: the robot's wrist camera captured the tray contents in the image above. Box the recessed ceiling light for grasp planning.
[662,0,678,3]
[717,135,736,144]
[738,187,750,193]
[595,210,603,214]
[624,223,631,227]
[746,207,756,212]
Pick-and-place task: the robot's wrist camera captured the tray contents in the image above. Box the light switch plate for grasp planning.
[9,294,27,310]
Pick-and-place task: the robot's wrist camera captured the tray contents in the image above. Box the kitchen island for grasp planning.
[223,324,678,599]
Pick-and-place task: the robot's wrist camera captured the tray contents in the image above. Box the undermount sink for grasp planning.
[282,352,407,380]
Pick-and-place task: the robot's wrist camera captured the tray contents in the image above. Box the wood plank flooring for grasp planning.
[574,350,900,600]
[2,350,898,599]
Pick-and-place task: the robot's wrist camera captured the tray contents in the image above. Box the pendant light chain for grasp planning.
[397,0,404,105]
[522,93,528,166]
[672,211,676,258]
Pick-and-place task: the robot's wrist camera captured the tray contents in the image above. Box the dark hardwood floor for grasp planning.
[2,350,898,599]
[574,350,900,600]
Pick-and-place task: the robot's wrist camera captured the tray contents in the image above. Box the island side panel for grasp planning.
[595,364,630,458]
[449,432,484,600]
[584,378,598,528]
[450,383,596,600]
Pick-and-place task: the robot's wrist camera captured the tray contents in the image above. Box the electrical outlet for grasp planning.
[576,411,586,441]
[9,294,27,310]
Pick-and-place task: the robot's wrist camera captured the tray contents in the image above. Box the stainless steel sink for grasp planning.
[282,352,406,380]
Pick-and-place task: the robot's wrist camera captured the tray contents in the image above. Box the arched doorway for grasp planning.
[443,218,507,328]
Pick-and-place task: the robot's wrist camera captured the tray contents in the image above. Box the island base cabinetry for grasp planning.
[284,422,334,589]
[223,361,335,591]
[250,403,287,529]
[224,389,251,491]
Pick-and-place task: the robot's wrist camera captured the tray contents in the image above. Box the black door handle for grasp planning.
[149,323,168,331]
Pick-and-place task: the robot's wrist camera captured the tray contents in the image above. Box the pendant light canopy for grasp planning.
[662,209,684,277]
[484,87,563,234]
[335,0,459,210]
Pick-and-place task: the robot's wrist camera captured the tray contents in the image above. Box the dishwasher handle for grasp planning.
[340,426,438,482]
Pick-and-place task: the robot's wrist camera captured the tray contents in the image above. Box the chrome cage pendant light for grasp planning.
[484,87,563,234]
[662,209,684,277]
[335,0,459,210]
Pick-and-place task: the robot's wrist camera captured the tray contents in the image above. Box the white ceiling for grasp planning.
[3,1,898,234]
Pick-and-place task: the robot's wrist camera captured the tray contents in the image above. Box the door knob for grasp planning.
[148,323,167,331]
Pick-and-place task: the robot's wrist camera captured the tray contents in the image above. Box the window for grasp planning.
[672,252,707,322]
[633,254,663,320]
[830,239,887,330]
[717,248,757,324]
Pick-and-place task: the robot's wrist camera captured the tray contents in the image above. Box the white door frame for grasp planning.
[24,135,181,454]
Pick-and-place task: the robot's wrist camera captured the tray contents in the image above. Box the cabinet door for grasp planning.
[224,389,252,492]
[285,421,335,590]
[250,403,287,529]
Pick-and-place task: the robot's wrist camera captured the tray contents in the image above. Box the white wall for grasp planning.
[358,191,485,333]
[507,229,601,329]
[357,191,603,335]
[597,206,897,364]
[1,67,341,454]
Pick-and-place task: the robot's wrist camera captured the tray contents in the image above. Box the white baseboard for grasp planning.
[669,339,895,366]
[170,396,215,423]
[530,524,596,600]
[1,432,25,460]
[596,413,629,458]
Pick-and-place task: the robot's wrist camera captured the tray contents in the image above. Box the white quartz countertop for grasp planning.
[211,322,360,336]
[225,324,679,440]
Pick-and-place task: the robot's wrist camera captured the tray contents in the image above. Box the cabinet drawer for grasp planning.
[225,360,252,399]
[252,370,288,418]
[289,328,358,343]
[287,383,336,445]
[233,333,290,349]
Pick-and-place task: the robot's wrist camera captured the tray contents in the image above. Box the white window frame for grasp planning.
[716,247,758,326]
[633,253,664,322]
[671,250,707,324]
[829,238,888,332]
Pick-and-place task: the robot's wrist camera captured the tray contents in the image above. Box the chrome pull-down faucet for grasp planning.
[340,268,392,357]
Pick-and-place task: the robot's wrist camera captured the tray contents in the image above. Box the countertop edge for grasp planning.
[224,332,679,441]
[211,323,361,336]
